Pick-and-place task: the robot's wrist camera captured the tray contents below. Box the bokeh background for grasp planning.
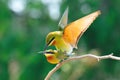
[0,0,120,80]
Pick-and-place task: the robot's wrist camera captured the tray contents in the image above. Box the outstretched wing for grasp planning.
[58,7,68,30]
[63,10,101,48]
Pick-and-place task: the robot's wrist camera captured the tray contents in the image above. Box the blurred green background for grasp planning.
[0,0,120,80]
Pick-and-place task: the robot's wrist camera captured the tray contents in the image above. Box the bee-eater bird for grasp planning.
[39,49,67,64]
[45,8,101,56]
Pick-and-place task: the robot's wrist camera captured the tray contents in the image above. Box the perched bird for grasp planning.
[45,8,101,56]
[39,49,68,64]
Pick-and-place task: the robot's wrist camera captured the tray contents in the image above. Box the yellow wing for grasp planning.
[63,10,101,48]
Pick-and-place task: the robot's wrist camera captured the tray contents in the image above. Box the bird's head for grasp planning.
[45,31,62,50]
[39,49,60,64]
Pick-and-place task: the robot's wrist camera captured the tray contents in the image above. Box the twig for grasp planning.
[45,53,120,80]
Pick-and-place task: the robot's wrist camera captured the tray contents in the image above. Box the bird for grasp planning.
[39,49,68,64]
[45,8,101,57]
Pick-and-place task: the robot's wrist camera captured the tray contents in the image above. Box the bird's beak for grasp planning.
[44,44,48,51]
[38,51,45,54]
[38,50,54,54]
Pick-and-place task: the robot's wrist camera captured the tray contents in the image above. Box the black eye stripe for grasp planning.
[45,51,54,54]
[47,37,55,45]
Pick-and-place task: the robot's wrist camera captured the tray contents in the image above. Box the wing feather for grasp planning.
[58,7,68,30]
[63,10,101,48]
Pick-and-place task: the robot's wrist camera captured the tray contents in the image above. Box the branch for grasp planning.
[45,53,120,80]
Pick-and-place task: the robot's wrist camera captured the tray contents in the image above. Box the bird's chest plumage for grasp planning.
[55,37,73,55]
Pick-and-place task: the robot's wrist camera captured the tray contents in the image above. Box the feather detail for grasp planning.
[63,10,101,48]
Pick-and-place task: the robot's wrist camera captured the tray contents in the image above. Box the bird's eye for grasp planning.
[47,37,55,45]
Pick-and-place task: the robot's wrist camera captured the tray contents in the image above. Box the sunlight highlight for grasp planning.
[8,0,26,14]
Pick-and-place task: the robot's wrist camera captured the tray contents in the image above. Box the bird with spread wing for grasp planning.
[42,8,101,64]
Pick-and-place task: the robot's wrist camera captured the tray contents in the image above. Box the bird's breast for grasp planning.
[55,37,73,55]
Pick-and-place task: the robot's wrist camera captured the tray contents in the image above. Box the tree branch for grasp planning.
[45,53,120,80]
